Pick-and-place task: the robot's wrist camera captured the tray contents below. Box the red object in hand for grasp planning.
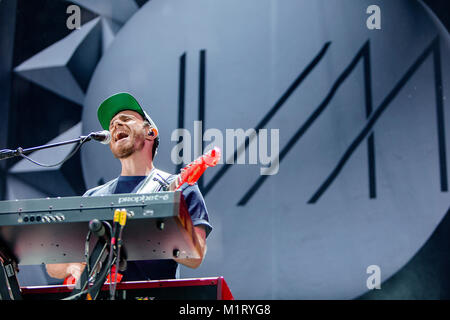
[63,265,123,286]
[63,275,77,286]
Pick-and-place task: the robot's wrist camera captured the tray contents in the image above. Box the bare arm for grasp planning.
[174,225,207,269]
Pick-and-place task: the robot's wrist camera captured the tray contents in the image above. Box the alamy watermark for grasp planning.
[366,265,381,290]
[66,4,81,30]
[366,5,381,30]
[171,121,280,176]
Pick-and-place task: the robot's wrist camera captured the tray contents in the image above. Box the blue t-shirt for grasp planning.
[113,175,211,281]
[114,176,147,194]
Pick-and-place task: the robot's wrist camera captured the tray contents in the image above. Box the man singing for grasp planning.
[46,92,212,282]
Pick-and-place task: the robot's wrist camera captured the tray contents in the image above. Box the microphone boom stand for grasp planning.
[0,135,93,161]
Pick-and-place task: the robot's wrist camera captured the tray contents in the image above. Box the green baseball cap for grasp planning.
[97,92,158,132]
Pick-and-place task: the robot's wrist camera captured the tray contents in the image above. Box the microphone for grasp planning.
[89,130,111,144]
[89,219,110,243]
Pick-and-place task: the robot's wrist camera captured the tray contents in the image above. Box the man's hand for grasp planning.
[174,225,207,269]
[45,262,86,281]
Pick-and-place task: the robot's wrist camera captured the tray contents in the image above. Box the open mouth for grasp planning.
[114,131,130,142]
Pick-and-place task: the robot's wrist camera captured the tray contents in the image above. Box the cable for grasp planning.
[86,253,114,300]
[62,221,113,301]
[108,209,120,299]
[110,209,127,300]
[111,226,124,299]
[62,288,89,300]
[84,230,92,277]
[18,135,91,168]
[62,256,113,301]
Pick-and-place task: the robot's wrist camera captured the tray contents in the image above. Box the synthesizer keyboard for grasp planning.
[0,191,201,265]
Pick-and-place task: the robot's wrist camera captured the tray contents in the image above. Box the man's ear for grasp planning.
[148,127,158,138]
[143,123,157,141]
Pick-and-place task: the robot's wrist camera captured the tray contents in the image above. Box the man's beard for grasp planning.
[110,133,145,159]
